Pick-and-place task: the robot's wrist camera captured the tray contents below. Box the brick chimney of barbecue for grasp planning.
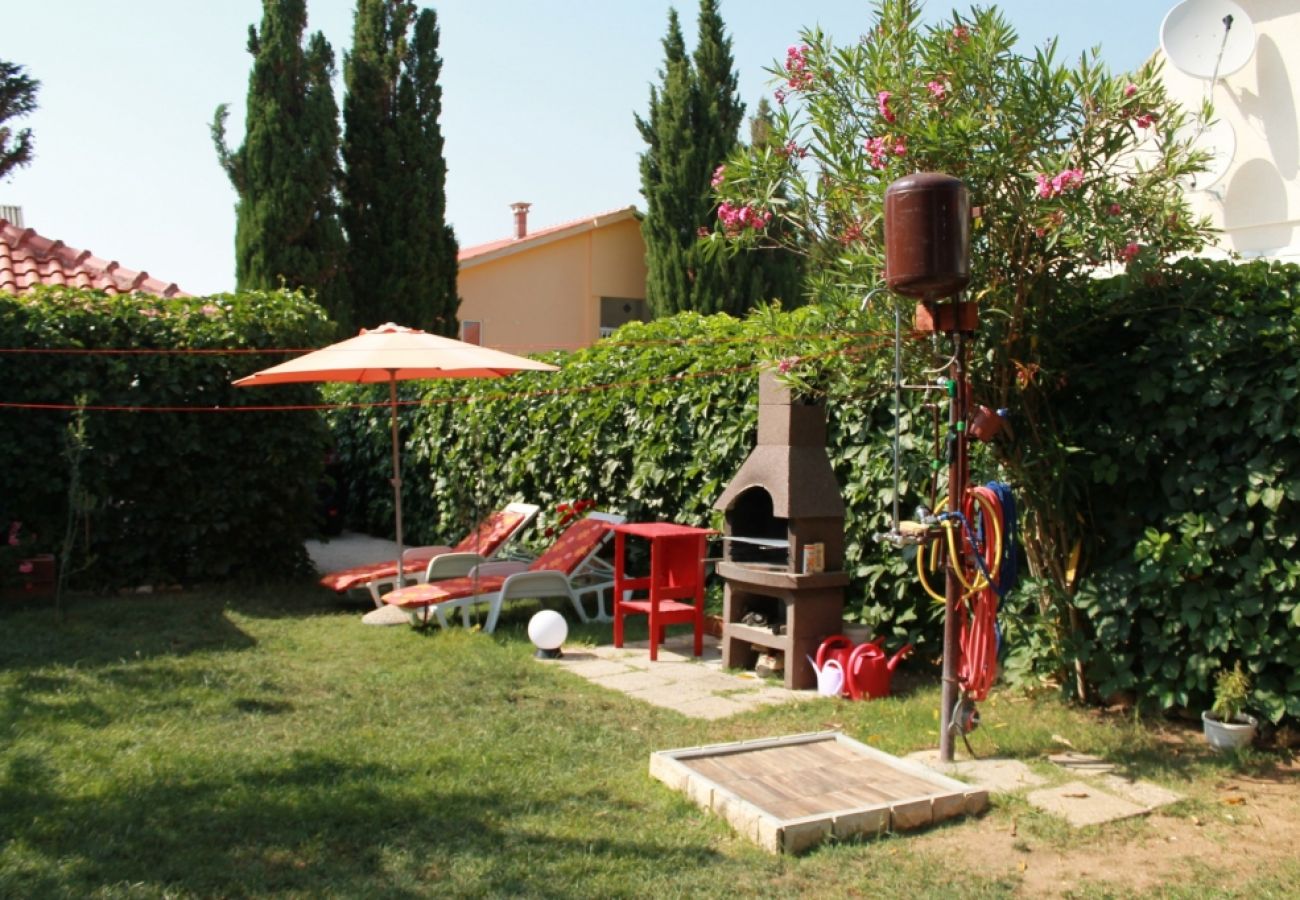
[511,202,531,239]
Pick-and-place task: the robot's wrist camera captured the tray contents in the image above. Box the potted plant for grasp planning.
[1202,662,1258,752]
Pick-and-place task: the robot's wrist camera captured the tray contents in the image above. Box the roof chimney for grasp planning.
[511,202,531,240]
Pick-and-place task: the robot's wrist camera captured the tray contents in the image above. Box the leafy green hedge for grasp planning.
[329,261,1298,724]
[325,306,935,641]
[1050,260,1300,722]
[0,288,335,589]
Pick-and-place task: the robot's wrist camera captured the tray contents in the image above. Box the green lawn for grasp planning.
[1,585,1293,898]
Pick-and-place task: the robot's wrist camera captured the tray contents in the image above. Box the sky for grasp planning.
[1,1,1177,296]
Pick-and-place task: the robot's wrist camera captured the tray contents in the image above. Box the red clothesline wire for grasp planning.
[0,343,883,414]
[0,328,895,357]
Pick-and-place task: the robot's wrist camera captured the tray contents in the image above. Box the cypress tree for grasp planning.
[0,60,39,180]
[636,9,697,319]
[213,0,348,326]
[342,1,459,335]
[638,1,802,318]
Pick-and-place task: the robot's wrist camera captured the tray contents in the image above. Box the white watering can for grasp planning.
[807,655,844,697]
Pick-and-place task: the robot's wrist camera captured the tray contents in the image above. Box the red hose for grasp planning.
[957,485,1003,701]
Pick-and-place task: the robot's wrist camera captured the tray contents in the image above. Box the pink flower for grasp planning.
[1035,167,1085,199]
[18,560,33,575]
[774,88,787,106]
[7,521,20,546]
[1124,83,1138,98]
[717,200,772,236]
[777,140,806,159]
[877,90,896,123]
[785,45,814,90]
[777,356,801,374]
[927,80,946,101]
[696,226,711,238]
[893,136,908,156]
[1135,113,1154,128]
[710,164,726,189]
[865,135,889,169]
[1121,241,1141,262]
[1108,203,1123,216]
[953,25,969,41]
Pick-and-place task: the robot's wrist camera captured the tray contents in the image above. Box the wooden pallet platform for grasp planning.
[650,731,987,853]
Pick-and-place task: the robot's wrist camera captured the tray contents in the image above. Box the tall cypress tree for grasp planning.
[213,0,348,325]
[0,60,39,181]
[342,1,458,335]
[638,1,801,318]
[636,9,697,319]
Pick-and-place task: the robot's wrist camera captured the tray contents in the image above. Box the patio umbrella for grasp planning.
[234,322,557,586]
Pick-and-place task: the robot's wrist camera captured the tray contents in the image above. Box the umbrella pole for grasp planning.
[389,373,405,588]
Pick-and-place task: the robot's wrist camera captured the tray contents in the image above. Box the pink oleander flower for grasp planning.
[777,356,801,374]
[1135,113,1155,128]
[927,80,947,101]
[777,140,807,159]
[18,560,33,575]
[894,136,908,156]
[1036,167,1085,199]
[877,90,896,123]
[952,25,970,41]
[717,200,772,236]
[1124,83,1138,98]
[1121,241,1141,262]
[710,164,726,189]
[786,45,814,90]
[774,87,787,106]
[697,226,711,238]
[865,135,889,169]
[1108,203,1123,216]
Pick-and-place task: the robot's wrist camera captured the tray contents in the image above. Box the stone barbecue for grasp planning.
[713,370,847,689]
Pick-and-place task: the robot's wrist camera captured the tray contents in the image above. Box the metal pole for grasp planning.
[389,373,405,588]
[939,322,968,761]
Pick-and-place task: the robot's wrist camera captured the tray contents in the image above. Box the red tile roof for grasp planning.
[0,218,191,298]
[458,206,640,267]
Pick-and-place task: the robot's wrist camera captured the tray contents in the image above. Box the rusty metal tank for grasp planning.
[884,173,971,300]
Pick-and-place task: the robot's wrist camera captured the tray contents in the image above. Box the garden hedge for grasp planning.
[0,287,335,590]
[328,260,1299,722]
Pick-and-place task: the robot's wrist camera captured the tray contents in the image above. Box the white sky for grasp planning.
[1,1,1174,296]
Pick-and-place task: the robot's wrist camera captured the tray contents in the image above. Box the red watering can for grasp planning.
[844,638,913,700]
[815,635,855,689]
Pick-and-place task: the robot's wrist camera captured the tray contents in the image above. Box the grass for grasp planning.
[0,584,1293,898]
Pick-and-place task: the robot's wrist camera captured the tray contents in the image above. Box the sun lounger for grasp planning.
[381,511,625,631]
[320,502,539,605]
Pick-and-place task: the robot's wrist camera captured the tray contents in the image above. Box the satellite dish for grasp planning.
[1160,0,1255,80]
[1181,118,1236,188]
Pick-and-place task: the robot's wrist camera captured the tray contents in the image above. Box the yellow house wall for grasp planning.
[458,216,646,353]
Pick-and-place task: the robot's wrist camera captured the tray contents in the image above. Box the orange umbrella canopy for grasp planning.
[232,322,557,386]
[234,323,558,585]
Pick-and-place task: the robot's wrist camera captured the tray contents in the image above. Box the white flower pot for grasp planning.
[1202,710,1258,752]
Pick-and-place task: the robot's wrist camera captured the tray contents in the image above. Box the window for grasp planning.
[599,297,647,338]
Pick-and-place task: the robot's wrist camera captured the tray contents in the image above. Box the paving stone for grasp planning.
[593,669,675,693]
[1026,780,1149,827]
[552,657,638,678]
[906,751,1048,793]
[1047,751,1118,775]
[1097,775,1183,810]
[673,695,752,720]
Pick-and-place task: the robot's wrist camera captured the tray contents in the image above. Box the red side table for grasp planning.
[610,522,714,661]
